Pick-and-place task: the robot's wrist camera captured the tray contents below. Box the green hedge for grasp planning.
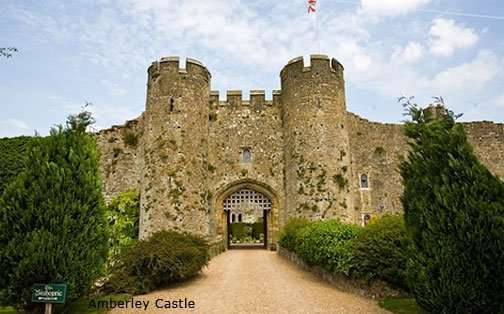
[278,218,309,252]
[297,220,360,274]
[251,222,264,239]
[104,230,209,295]
[350,215,411,289]
[230,223,249,240]
[279,216,411,289]
[279,219,360,275]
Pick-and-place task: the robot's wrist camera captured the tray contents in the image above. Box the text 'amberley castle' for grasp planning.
[96,55,504,250]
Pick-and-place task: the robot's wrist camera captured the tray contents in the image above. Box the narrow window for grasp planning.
[238,214,242,222]
[231,213,236,223]
[360,174,369,188]
[169,97,175,112]
[363,214,371,226]
[242,148,252,163]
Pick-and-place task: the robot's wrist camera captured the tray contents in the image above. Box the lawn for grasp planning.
[378,297,421,314]
[0,294,131,314]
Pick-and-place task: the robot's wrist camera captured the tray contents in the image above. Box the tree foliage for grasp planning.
[0,48,18,58]
[0,136,33,196]
[106,190,140,267]
[400,98,504,313]
[0,110,108,311]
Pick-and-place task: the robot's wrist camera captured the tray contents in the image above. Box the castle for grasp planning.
[96,55,504,251]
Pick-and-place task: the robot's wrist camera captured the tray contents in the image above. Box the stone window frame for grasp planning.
[241,147,253,163]
[360,173,370,189]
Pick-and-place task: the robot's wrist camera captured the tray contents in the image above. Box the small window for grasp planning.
[363,214,371,226]
[231,213,236,223]
[169,97,175,112]
[242,148,252,163]
[360,174,369,188]
[238,214,242,222]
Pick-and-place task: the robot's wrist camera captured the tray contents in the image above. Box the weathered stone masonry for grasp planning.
[96,55,504,249]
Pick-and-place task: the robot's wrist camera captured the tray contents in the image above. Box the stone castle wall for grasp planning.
[95,55,504,245]
[96,117,144,201]
[281,56,354,223]
[207,91,285,243]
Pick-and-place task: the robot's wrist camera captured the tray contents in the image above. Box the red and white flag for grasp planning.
[308,0,317,14]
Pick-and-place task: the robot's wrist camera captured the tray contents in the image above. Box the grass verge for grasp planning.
[378,297,421,314]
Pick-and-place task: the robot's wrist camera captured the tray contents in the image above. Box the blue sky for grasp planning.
[1,0,504,137]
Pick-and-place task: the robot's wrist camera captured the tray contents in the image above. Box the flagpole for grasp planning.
[316,10,320,53]
[308,0,321,54]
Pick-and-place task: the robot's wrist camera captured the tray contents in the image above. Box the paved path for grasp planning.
[111,250,388,314]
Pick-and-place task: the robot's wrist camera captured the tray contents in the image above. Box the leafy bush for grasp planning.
[278,217,309,251]
[297,220,360,274]
[350,215,411,289]
[106,190,140,268]
[400,100,504,313]
[0,111,108,311]
[104,230,209,295]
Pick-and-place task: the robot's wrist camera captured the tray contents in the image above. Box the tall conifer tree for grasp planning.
[0,110,108,311]
[400,99,504,313]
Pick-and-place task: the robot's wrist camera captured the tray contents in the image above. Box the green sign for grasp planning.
[31,283,67,304]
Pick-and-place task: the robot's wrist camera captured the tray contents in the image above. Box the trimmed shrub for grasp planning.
[350,215,411,289]
[0,111,108,311]
[230,222,249,240]
[251,222,264,239]
[296,220,360,274]
[278,217,309,252]
[106,190,140,268]
[400,101,504,313]
[104,230,209,295]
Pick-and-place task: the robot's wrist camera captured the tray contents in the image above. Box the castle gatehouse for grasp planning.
[96,55,504,250]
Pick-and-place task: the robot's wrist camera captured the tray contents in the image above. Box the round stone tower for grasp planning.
[139,57,211,239]
[280,55,354,222]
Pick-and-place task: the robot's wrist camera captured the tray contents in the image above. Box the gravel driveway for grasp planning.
[111,250,388,314]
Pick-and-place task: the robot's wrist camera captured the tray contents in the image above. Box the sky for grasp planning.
[1,0,504,137]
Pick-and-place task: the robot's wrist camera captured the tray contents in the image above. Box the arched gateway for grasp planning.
[224,188,271,248]
[213,180,279,250]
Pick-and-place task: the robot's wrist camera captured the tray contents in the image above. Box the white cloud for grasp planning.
[391,42,424,64]
[0,119,31,138]
[429,18,479,57]
[425,50,500,92]
[360,0,431,16]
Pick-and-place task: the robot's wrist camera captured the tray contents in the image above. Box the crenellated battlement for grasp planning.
[209,90,282,107]
[147,56,211,81]
[280,54,344,80]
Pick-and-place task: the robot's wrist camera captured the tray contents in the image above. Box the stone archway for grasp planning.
[213,180,279,250]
